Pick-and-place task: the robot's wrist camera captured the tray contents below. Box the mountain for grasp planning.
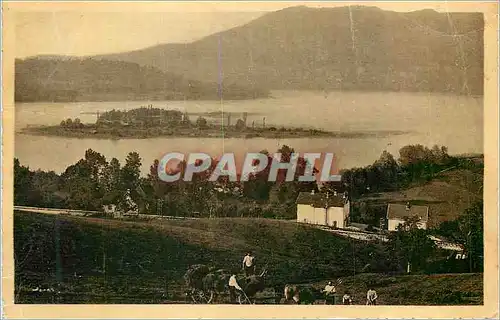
[94,6,484,95]
[15,58,270,102]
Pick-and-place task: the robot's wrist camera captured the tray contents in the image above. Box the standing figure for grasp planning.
[228,273,243,304]
[242,251,256,277]
[322,281,336,305]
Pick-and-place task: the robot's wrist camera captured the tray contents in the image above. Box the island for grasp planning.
[20,106,410,140]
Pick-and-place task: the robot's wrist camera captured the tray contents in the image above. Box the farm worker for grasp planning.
[322,281,336,305]
[366,288,378,305]
[242,251,256,277]
[342,291,353,305]
[228,274,243,303]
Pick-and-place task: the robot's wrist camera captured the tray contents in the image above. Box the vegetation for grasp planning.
[21,106,410,139]
[13,143,484,304]
[331,144,470,199]
[388,217,437,273]
[15,58,270,102]
[14,212,482,304]
[13,144,484,271]
[14,145,319,218]
[14,144,483,223]
[310,273,482,305]
[434,201,484,272]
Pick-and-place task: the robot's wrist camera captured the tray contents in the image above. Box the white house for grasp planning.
[386,203,429,231]
[102,204,124,218]
[296,191,350,229]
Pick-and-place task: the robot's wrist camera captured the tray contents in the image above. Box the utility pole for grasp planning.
[325,192,329,226]
[352,236,356,277]
[467,173,473,273]
[157,199,163,216]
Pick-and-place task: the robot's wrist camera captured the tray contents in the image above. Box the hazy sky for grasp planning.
[14,2,486,58]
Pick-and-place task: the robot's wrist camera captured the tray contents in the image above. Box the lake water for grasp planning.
[14,91,483,175]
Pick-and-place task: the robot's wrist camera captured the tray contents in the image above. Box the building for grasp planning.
[102,204,124,218]
[386,203,429,231]
[296,191,350,228]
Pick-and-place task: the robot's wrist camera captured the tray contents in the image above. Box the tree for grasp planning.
[196,116,208,129]
[121,152,142,210]
[61,159,99,210]
[398,144,429,167]
[235,119,246,130]
[243,150,274,201]
[388,217,436,273]
[372,150,399,190]
[458,201,483,272]
[102,157,124,206]
[84,149,107,184]
[398,144,451,182]
[74,118,82,128]
[14,158,31,205]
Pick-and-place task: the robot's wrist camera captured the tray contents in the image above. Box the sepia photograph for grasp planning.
[1,1,499,318]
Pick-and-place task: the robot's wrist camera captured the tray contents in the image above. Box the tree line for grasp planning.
[14,145,317,219]
[14,144,482,218]
[13,143,484,273]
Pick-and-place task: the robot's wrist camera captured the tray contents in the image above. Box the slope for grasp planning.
[14,212,393,303]
[354,165,484,228]
[15,58,270,102]
[14,212,482,304]
[95,6,483,95]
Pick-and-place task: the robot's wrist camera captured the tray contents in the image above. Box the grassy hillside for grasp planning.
[354,166,483,228]
[14,211,482,304]
[95,6,483,95]
[15,58,269,102]
[14,212,391,303]
[309,273,482,305]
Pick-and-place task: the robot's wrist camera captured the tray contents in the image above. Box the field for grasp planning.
[14,211,482,305]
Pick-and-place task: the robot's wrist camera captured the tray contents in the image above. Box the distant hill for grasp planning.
[93,6,484,95]
[15,58,270,102]
[356,165,484,228]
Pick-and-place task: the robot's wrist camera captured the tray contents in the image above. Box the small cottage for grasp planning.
[296,191,350,228]
[386,203,429,231]
[102,204,124,218]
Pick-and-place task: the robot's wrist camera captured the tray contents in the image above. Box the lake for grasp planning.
[14,90,483,175]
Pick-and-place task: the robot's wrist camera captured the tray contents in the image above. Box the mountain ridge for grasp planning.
[23,6,484,96]
[93,6,484,95]
[15,57,270,102]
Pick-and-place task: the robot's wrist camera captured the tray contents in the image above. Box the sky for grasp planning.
[13,1,487,58]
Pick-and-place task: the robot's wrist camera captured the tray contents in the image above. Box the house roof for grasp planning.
[386,203,429,222]
[296,192,346,208]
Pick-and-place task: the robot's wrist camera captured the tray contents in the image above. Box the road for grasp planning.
[13,205,198,220]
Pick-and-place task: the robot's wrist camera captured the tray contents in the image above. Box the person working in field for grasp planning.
[228,273,244,303]
[342,291,353,305]
[366,288,378,305]
[242,251,256,277]
[322,281,336,304]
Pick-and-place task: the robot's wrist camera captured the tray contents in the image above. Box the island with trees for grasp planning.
[21,105,409,139]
